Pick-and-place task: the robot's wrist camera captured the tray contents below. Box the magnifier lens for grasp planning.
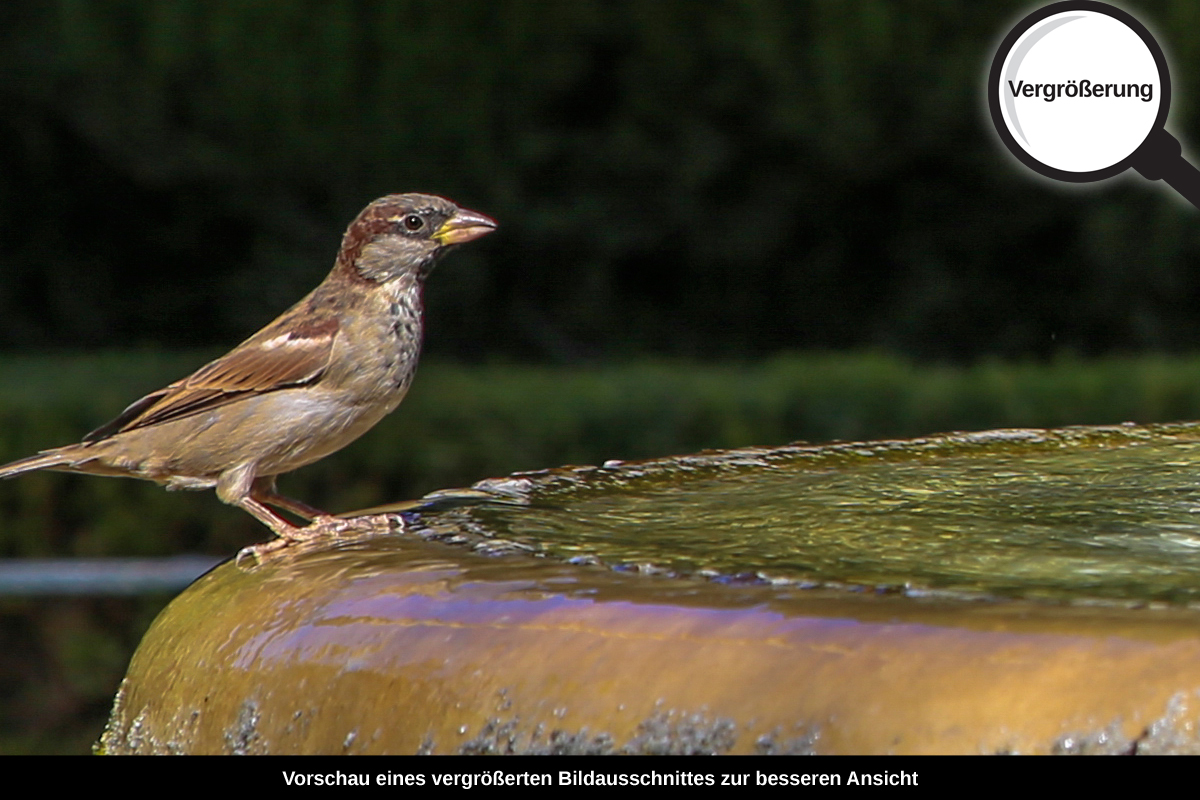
[996,9,1162,175]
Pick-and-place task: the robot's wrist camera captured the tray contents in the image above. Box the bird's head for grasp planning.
[335,193,497,283]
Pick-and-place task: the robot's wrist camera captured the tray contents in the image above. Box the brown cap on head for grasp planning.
[334,194,496,279]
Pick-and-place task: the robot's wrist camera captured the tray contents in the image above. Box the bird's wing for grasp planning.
[83,317,340,442]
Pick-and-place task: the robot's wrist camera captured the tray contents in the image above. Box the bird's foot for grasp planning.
[294,514,356,539]
[234,515,371,566]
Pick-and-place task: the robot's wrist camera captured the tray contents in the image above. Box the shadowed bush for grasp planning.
[4,2,1200,360]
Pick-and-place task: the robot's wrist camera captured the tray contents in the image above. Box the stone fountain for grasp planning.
[99,422,1200,754]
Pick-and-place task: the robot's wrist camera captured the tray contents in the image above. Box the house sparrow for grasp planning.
[0,193,496,555]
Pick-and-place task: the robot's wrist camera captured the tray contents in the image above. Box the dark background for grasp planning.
[3,1,1200,364]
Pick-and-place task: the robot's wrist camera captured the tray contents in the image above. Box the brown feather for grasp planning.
[84,314,339,442]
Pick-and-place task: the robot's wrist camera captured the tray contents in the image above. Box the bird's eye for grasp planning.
[402,214,425,232]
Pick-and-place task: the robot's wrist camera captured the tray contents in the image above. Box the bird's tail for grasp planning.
[0,450,80,479]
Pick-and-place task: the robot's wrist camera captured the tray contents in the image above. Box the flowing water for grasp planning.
[387,422,1200,604]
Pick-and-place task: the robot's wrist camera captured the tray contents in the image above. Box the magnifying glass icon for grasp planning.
[988,1,1200,207]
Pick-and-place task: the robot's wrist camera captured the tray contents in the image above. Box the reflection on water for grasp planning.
[392,423,1200,604]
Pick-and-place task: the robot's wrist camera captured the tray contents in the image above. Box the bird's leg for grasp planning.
[231,492,351,565]
[235,494,306,539]
[249,476,353,538]
[250,476,328,522]
[225,469,360,565]
[228,475,352,565]
[228,491,315,565]
[219,467,311,563]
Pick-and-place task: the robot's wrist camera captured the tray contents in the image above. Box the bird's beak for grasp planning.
[434,208,498,246]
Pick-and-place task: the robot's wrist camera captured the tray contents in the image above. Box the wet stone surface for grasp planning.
[100,423,1200,754]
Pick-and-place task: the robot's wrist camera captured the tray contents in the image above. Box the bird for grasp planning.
[0,193,496,556]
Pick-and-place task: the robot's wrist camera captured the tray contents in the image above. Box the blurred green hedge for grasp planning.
[5,350,1200,556]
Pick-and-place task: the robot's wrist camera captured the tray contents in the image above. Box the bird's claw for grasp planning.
[234,514,401,567]
[235,538,287,566]
[235,515,354,566]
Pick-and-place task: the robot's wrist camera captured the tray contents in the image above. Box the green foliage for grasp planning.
[5,351,1200,556]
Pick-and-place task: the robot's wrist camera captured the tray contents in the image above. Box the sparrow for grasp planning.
[0,193,496,554]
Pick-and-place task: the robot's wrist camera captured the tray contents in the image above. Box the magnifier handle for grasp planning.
[1132,128,1200,208]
